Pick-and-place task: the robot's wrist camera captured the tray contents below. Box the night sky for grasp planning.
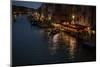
[12,0,42,9]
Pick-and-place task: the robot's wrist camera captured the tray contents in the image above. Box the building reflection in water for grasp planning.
[48,32,78,59]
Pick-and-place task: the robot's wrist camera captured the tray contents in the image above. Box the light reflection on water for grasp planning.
[48,32,77,59]
[12,15,96,66]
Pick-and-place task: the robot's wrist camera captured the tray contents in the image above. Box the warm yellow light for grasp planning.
[48,16,51,20]
[72,15,75,19]
[87,27,90,30]
[92,30,95,34]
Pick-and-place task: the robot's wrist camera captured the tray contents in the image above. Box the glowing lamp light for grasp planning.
[72,15,75,19]
[92,30,95,34]
[87,27,90,30]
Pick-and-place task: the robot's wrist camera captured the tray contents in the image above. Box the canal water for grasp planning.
[12,15,96,66]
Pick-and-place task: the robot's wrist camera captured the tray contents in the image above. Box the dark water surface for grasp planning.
[12,15,96,66]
